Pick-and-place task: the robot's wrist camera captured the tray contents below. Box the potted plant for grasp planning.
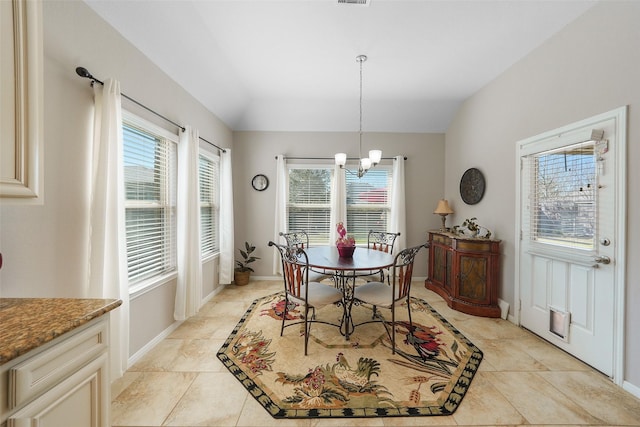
[453,217,492,239]
[335,222,356,257]
[234,242,260,286]
[461,217,480,237]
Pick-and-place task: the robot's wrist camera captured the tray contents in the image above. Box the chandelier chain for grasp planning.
[359,55,363,160]
[334,54,380,178]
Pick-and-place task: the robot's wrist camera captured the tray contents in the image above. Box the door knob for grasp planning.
[594,256,611,264]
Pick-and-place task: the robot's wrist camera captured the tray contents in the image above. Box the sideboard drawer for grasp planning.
[7,320,108,409]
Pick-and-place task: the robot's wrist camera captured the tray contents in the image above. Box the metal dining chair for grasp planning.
[269,241,343,355]
[353,243,428,354]
[359,230,401,282]
[279,230,332,282]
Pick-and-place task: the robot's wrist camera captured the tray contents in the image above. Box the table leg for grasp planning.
[335,271,356,340]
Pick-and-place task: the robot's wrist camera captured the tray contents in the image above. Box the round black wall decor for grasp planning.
[459,168,485,205]
[251,174,269,191]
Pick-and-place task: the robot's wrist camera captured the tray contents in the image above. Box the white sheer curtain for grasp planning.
[390,155,407,253]
[219,149,234,284]
[273,155,288,274]
[87,78,129,379]
[175,126,202,320]
[329,164,347,245]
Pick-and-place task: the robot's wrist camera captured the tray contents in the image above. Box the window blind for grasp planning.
[287,167,332,244]
[524,141,596,250]
[123,123,177,284]
[199,154,220,256]
[346,168,391,242]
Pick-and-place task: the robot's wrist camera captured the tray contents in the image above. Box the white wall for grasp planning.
[0,1,231,357]
[445,2,640,389]
[232,131,446,278]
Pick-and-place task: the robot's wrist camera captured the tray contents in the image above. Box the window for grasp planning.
[287,166,332,244]
[199,152,220,257]
[527,141,596,250]
[123,115,177,285]
[286,164,392,245]
[346,167,392,243]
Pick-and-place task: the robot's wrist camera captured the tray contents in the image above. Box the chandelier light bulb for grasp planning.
[335,153,347,166]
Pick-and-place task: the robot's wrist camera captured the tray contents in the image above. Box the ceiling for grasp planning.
[84,0,596,133]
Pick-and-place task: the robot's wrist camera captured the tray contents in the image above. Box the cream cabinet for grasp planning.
[0,0,44,201]
[1,317,110,427]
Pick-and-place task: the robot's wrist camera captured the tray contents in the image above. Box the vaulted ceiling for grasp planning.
[85,0,596,133]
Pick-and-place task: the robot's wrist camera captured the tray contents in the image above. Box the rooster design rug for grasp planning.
[217,292,482,418]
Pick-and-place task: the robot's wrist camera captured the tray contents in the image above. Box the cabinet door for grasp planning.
[0,0,44,200]
[456,253,491,305]
[8,353,109,427]
[431,244,450,289]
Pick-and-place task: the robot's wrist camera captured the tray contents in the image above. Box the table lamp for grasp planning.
[434,199,454,231]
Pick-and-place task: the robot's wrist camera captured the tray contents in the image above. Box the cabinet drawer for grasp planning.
[8,320,108,409]
[432,234,452,246]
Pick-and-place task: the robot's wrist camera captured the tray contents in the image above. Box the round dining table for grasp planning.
[304,245,395,340]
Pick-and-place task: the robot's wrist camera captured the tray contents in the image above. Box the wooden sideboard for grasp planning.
[425,230,501,317]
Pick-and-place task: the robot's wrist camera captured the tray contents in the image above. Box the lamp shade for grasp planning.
[335,153,347,166]
[434,199,454,215]
[360,157,372,170]
[369,149,382,164]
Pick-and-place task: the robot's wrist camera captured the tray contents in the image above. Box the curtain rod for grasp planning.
[276,156,407,160]
[75,67,226,153]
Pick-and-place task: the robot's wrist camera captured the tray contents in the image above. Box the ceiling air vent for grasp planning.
[338,0,370,6]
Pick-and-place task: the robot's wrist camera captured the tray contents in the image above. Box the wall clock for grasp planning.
[459,168,485,205]
[251,174,269,191]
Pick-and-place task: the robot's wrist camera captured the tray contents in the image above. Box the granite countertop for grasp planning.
[0,298,122,365]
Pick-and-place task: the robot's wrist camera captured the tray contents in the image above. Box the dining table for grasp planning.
[305,245,395,340]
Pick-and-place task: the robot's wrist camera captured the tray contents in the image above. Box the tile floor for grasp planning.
[111,280,640,426]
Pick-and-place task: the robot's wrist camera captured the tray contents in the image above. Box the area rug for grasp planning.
[217,291,482,418]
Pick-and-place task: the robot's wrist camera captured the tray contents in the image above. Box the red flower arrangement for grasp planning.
[336,222,355,247]
[336,222,356,257]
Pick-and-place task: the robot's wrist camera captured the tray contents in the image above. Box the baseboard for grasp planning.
[201,283,225,305]
[623,379,640,399]
[127,320,182,367]
[252,275,281,281]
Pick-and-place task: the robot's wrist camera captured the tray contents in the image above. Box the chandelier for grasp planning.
[334,54,382,178]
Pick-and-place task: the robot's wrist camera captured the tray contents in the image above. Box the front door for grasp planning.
[516,107,626,378]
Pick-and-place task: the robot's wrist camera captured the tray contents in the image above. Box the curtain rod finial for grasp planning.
[75,66,93,79]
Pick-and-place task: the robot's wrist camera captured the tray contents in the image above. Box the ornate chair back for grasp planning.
[390,243,425,301]
[368,231,401,254]
[279,230,310,249]
[271,241,308,299]
[360,231,401,282]
[280,230,332,281]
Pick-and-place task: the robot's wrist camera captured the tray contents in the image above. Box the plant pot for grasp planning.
[234,270,251,286]
[337,245,356,258]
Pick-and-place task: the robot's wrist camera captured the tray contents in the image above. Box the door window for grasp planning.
[524,142,596,251]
